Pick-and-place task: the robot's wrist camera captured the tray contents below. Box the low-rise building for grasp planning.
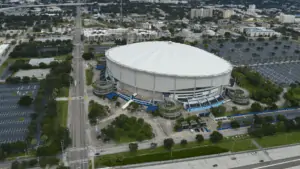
[223,9,235,19]
[29,58,55,66]
[0,43,10,58]
[279,13,295,23]
[83,28,159,43]
[244,27,281,37]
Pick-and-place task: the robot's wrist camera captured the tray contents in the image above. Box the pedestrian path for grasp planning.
[55,95,88,101]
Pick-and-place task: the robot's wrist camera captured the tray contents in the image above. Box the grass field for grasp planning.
[94,130,300,167]
[58,87,69,97]
[94,136,257,167]
[85,68,93,85]
[56,101,68,127]
[255,132,300,148]
[54,54,71,61]
[0,59,13,75]
[96,146,229,167]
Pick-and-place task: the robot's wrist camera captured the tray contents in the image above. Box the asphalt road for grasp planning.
[232,156,300,169]
[68,5,88,169]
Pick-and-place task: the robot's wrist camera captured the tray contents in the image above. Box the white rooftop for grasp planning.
[29,58,55,66]
[14,69,50,79]
[0,44,9,57]
[106,41,232,77]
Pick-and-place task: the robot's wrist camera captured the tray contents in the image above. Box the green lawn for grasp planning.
[289,87,300,100]
[96,145,228,167]
[118,137,137,144]
[54,54,71,61]
[0,59,13,75]
[255,132,300,148]
[94,136,257,167]
[58,87,69,97]
[85,68,93,85]
[56,101,68,127]
[94,131,300,167]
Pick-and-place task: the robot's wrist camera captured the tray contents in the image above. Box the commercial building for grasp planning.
[105,41,232,111]
[223,9,235,19]
[83,28,158,43]
[29,58,55,66]
[247,4,256,14]
[190,8,214,19]
[279,13,295,23]
[244,27,281,37]
[0,44,10,58]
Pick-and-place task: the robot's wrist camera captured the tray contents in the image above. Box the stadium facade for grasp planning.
[105,41,233,110]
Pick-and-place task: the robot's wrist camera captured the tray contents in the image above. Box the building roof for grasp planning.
[0,44,9,56]
[106,41,232,77]
[29,58,55,66]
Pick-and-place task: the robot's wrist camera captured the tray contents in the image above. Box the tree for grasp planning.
[264,116,274,124]
[210,131,223,143]
[82,52,94,60]
[277,114,287,122]
[115,101,121,107]
[129,143,138,152]
[268,103,278,110]
[195,134,204,143]
[254,114,263,125]
[18,95,33,106]
[22,76,31,84]
[232,106,238,112]
[180,139,187,146]
[163,138,174,150]
[230,120,240,129]
[224,32,231,39]
[251,102,263,112]
[276,121,286,132]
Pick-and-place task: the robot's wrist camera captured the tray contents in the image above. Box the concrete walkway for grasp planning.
[55,96,88,101]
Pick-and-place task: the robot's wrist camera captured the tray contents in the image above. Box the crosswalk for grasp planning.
[56,95,89,101]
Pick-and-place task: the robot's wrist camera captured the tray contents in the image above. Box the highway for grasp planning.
[68,4,88,169]
[0,3,93,12]
[232,156,300,169]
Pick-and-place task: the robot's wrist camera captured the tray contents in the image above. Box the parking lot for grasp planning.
[0,83,39,143]
[198,40,300,65]
[250,62,300,85]
[91,45,113,54]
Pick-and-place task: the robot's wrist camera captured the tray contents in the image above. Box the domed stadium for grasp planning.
[105,41,233,112]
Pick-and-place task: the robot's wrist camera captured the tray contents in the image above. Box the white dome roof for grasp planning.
[106,41,232,77]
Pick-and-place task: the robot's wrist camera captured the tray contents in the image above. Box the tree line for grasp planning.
[88,100,109,125]
[23,59,73,157]
[248,114,300,138]
[232,67,282,105]
[9,40,72,58]
[101,114,153,142]
[0,13,63,30]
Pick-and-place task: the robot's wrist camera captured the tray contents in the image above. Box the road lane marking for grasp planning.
[254,158,300,169]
